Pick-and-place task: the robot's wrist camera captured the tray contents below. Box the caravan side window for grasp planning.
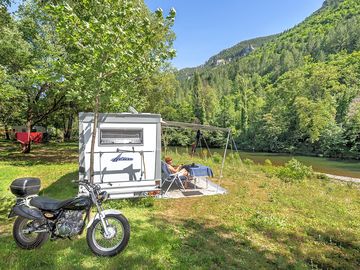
[100,128,143,145]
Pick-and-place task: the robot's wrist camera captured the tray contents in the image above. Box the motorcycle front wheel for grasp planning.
[86,214,130,256]
[13,216,49,249]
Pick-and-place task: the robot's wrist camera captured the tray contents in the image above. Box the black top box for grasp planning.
[10,178,41,197]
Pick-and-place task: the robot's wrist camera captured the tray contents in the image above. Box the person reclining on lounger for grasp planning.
[164,156,190,188]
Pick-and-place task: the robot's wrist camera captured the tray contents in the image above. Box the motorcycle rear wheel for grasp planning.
[13,216,49,249]
[86,214,130,256]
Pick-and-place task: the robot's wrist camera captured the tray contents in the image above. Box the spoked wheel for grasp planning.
[13,216,49,249]
[86,214,130,256]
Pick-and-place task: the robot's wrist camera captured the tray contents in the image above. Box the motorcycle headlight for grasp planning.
[97,191,109,202]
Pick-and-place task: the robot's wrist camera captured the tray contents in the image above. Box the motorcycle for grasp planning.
[8,177,130,256]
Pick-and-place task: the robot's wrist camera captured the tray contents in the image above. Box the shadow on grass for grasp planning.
[251,224,360,270]
[40,171,79,199]
[303,228,360,269]
[0,141,78,166]
[166,218,280,269]
[306,228,360,251]
[0,215,177,269]
[0,171,79,222]
[40,171,156,209]
[2,209,360,269]
[0,216,272,269]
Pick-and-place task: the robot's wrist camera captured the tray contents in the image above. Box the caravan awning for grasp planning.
[162,120,230,132]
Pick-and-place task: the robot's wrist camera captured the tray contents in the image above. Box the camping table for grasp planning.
[186,164,213,189]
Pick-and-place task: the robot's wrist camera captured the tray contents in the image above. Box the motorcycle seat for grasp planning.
[30,196,74,211]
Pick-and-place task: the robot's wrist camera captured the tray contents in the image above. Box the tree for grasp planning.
[216,95,235,128]
[0,1,66,152]
[236,75,251,133]
[0,68,23,139]
[129,68,178,116]
[0,0,11,25]
[294,97,336,143]
[0,3,25,139]
[192,72,206,124]
[46,0,176,183]
[319,122,346,158]
[18,2,66,152]
[344,105,360,155]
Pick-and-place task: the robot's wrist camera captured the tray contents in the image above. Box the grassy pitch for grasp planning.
[0,141,359,269]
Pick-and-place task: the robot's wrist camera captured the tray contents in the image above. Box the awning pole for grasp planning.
[219,130,230,190]
[202,136,212,158]
[230,133,243,166]
[163,127,168,155]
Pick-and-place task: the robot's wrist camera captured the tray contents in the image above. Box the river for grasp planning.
[167,147,360,179]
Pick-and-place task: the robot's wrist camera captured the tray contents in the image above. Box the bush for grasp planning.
[316,173,330,180]
[212,152,222,163]
[243,158,255,166]
[0,196,15,221]
[202,149,209,158]
[276,158,313,183]
[264,159,272,166]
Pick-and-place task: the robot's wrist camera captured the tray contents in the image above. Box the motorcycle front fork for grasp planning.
[94,202,111,237]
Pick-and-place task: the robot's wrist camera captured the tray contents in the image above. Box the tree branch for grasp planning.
[32,94,66,126]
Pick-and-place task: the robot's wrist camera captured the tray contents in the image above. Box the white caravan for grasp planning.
[79,112,162,199]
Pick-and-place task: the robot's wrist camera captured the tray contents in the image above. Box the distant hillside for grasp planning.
[205,34,278,67]
[167,0,360,159]
[177,34,277,81]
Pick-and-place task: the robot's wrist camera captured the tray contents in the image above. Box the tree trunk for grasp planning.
[89,95,100,184]
[22,120,32,153]
[64,113,73,141]
[4,124,10,140]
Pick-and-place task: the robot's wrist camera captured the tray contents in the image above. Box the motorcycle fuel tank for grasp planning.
[62,196,92,210]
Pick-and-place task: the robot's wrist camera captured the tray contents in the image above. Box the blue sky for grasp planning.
[145,0,325,69]
[10,0,325,69]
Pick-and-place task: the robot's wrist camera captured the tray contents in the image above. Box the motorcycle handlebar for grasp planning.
[73,180,101,192]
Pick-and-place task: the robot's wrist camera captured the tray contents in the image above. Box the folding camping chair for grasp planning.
[161,161,188,196]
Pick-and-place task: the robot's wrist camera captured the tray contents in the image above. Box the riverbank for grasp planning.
[324,173,360,184]
[167,147,360,179]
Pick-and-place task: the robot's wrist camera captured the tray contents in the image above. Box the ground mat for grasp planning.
[182,191,203,196]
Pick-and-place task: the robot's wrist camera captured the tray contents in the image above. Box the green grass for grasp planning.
[1,141,360,269]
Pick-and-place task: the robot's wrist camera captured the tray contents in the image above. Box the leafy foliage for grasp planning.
[44,0,176,107]
[0,0,176,153]
[0,1,68,151]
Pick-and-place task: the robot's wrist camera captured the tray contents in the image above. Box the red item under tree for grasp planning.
[15,132,43,144]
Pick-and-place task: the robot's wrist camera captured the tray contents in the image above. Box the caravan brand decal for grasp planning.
[111,153,133,162]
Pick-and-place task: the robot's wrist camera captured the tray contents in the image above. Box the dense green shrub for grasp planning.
[275,158,313,183]
[0,196,15,221]
[264,159,272,166]
[243,158,255,166]
[229,152,241,161]
[316,173,330,180]
[212,153,222,163]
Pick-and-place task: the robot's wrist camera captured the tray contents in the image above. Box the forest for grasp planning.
[0,0,359,159]
[170,0,360,159]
